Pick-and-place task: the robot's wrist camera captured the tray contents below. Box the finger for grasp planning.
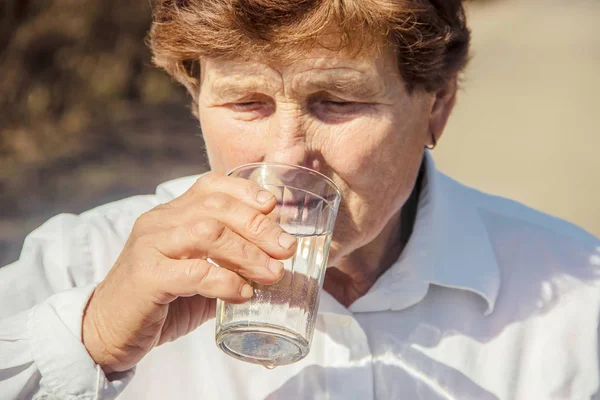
[167,172,278,213]
[200,194,298,260]
[153,257,254,304]
[151,192,297,260]
[148,218,285,284]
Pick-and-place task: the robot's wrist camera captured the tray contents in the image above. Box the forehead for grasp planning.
[199,46,402,97]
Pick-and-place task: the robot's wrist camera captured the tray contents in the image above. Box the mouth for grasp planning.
[269,194,337,234]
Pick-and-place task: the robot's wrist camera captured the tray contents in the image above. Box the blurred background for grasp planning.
[1,0,599,266]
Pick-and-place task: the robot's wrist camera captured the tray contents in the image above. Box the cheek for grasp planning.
[317,110,427,247]
[319,113,421,186]
[199,108,268,173]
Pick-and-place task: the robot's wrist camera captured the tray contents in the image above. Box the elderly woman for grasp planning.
[1,0,599,399]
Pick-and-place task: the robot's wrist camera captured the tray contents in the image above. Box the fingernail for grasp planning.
[241,284,254,299]
[278,232,297,249]
[268,259,284,276]
[256,190,274,204]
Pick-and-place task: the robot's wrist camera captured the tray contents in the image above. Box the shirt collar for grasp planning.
[347,151,501,316]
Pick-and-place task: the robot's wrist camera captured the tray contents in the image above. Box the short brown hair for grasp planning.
[150,0,470,112]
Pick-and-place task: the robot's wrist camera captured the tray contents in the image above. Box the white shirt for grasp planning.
[1,153,599,400]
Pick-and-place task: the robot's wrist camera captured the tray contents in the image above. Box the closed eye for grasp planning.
[321,101,354,106]
[230,101,264,111]
[224,95,274,119]
[314,99,367,115]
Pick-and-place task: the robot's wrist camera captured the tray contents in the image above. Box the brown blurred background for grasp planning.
[435,0,600,241]
[1,0,599,266]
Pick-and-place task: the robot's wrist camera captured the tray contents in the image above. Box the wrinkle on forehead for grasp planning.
[201,50,403,101]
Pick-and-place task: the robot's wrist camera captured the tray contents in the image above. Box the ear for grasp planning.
[427,75,458,148]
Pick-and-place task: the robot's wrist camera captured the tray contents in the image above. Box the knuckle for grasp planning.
[214,267,240,290]
[246,212,274,237]
[238,240,260,264]
[196,263,227,292]
[133,207,172,235]
[132,211,154,234]
[192,219,227,245]
[200,192,231,210]
[185,259,210,284]
[153,202,174,211]
[187,176,210,198]
[195,172,222,190]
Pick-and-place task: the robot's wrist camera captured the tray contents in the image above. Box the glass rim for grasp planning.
[227,162,342,199]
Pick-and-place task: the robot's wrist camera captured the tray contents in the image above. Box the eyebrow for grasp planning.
[292,70,382,99]
[208,77,275,100]
[208,70,382,101]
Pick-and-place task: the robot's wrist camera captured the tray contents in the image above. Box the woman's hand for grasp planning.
[81,173,297,374]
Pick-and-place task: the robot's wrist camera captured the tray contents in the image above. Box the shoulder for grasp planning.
[438,171,599,247]
[77,174,203,232]
[79,174,203,222]
[439,172,600,314]
[18,174,203,279]
[0,175,203,312]
[438,174,600,359]
[438,170,599,287]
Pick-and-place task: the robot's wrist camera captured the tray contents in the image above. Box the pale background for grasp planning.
[436,0,600,238]
[1,0,599,266]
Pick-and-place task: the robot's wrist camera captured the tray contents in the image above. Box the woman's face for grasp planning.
[198,47,439,264]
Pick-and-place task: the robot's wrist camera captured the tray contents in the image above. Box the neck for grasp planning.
[323,165,423,308]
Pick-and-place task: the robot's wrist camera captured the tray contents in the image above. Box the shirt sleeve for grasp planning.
[0,212,137,399]
[0,285,134,399]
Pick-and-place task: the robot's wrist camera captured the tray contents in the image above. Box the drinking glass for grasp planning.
[215,163,341,368]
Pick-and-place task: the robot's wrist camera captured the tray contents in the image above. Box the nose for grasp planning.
[263,106,313,168]
[265,140,307,166]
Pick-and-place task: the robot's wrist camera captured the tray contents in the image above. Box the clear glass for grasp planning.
[215,163,341,368]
